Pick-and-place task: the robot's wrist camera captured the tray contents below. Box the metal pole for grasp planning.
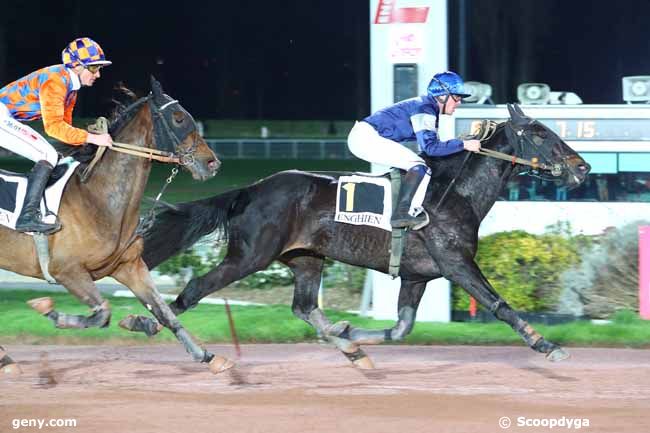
[457,0,468,78]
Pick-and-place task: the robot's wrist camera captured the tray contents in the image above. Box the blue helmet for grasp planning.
[427,71,471,99]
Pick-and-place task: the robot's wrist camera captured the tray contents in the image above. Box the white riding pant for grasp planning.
[0,102,58,166]
[347,121,430,217]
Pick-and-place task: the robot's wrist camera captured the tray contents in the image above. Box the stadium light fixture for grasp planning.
[549,91,583,105]
[463,81,494,104]
[622,76,650,103]
[517,83,551,105]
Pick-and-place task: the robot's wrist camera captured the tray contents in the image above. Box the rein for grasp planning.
[466,120,554,172]
[430,118,563,212]
[109,141,179,164]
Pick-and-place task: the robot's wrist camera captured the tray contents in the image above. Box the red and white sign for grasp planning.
[389,25,424,62]
[374,0,430,24]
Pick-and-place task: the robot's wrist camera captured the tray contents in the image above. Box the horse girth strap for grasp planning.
[388,169,405,278]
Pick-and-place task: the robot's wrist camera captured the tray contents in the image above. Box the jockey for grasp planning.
[0,37,114,234]
[347,71,482,229]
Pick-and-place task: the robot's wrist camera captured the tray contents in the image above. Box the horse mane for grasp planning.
[52,83,146,164]
[422,122,509,184]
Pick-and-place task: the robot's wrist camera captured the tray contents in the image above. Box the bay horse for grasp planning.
[133,104,590,368]
[0,77,235,375]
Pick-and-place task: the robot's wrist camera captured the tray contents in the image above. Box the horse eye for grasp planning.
[532,135,544,145]
[172,112,185,126]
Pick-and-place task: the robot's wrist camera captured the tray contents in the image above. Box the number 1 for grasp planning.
[342,183,356,211]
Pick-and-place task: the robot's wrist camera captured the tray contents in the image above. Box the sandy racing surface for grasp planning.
[1,344,649,432]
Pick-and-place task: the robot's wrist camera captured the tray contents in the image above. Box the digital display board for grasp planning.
[455,118,650,141]
[448,105,650,147]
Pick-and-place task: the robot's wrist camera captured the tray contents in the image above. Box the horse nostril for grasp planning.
[578,163,590,173]
[208,159,220,171]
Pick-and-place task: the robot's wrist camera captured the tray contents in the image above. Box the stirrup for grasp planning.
[391,212,428,229]
[411,211,430,231]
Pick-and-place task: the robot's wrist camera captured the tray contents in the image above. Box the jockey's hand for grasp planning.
[463,139,481,153]
[87,133,113,148]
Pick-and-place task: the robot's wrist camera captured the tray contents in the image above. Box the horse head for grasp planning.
[149,76,220,181]
[505,103,590,188]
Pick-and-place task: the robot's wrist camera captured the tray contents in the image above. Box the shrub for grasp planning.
[453,229,581,312]
[558,221,650,318]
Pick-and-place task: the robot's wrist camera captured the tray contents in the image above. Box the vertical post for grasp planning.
[318,276,324,309]
[638,226,650,319]
[469,296,477,318]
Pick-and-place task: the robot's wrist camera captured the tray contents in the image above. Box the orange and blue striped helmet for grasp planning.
[61,37,112,69]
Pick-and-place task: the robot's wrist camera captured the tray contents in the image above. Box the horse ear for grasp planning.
[514,103,527,117]
[507,103,519,120]
[507,103,526,126]
[150,75,165,103]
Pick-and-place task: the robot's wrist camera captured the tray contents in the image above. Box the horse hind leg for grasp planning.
[26,271,111,329]
[283,255,374,369]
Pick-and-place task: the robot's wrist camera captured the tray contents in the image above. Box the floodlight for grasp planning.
[517,83,550,105]
[622,76,650,103]
[549,91,583,105]
[463,81,493,104]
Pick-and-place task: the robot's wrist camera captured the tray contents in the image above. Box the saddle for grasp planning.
[334,169,428,278]
[0,157,79,232]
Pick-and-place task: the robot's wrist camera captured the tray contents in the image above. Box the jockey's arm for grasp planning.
[415,128,465,157]
[40,78,88,145]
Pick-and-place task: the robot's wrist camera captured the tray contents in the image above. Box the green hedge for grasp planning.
[453,228,583,312]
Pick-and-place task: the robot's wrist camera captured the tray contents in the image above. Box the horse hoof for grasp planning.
[27,297,54,315]
[353,355,375,370]
[326,321,350,337]
[208,356,235,374]
[546,347,570,362]
[1,362,23,376]
[119,315,162,336]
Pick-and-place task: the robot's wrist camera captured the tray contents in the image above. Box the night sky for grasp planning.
[1,1,649,120]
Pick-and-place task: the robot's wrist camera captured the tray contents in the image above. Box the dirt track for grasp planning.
[1,344,649,433]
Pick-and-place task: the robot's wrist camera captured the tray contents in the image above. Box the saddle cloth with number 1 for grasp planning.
[334,174,392,232]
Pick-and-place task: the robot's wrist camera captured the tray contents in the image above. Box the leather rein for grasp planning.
[468,120,559,173]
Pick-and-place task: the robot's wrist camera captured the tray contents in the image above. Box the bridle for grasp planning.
[105,88,200,167]
[431,118,566,212]
[148,94,199,167]
[502,119,564,179]
[466,119,564,178]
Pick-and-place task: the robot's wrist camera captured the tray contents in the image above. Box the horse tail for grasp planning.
[141,189,240,269]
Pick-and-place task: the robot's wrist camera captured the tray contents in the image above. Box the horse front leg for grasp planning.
[440,254,569,361]
[111,257,234,374]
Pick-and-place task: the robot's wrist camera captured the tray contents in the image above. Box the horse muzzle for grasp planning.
[564,158,591,188]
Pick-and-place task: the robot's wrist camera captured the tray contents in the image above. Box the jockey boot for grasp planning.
[391,164,430,229]
[15,161,61,235]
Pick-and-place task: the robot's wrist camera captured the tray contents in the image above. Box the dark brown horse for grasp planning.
[133,104,590,368]
[0,77,234,375]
